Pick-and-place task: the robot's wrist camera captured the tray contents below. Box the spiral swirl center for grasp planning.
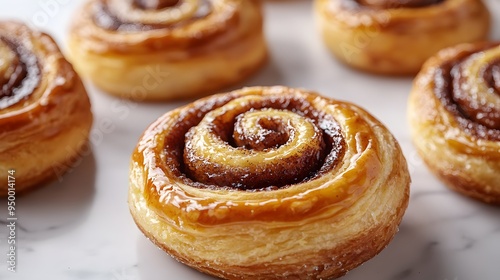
[183,97,330,190]
[0,38,40,110]
[149,92,344,192]
[233,109,291,151]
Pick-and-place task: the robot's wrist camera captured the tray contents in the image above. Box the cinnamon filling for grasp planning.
[0,38,40,110]
[161,94,345,191]
[93,0,212,31]
[233,113,290,151]
[353,0,444,9]
[93,2,154,31]
[484,60,500,95]
[134,0,180,10]
[434,44,500,141]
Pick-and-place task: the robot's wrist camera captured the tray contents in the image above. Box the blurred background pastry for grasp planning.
[408,41,500,204]
[68,0,268,101]
[315,0,491,75]
[0,21,93,196]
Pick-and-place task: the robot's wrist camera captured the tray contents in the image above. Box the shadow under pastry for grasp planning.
[340,222,445,280]
[0,150,97,240]
[136,234,219,280]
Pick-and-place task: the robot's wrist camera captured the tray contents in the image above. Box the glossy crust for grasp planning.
[314,0,491,75]
[129,86,410,279]
[408,42,500,204]
[68,0,267,101]
[0,21,93,196]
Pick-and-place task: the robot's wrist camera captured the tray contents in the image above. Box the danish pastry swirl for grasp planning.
[408,42,500,204]
[69,0,267,100]
[0,21,93,195]
[315,0,490,75]
[131,86,409,225]
[130,86,410,279]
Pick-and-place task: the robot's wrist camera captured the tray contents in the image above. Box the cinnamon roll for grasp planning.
[129,86,410,279]
[68,0,267,101]
[314,0,491,75]
[408,42,500,205]
[0,21,93,196]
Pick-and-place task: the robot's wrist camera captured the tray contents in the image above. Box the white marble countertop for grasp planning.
[1,1,499,279]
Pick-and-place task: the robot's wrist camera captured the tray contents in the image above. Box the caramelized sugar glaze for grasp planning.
[132,86,407,226]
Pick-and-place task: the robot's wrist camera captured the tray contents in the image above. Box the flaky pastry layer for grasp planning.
[129,86,410,279]
[314,0,490,75]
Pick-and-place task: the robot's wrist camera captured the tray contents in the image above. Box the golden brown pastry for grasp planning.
[0,21,93,196]
[129,86,410,279]
[68,0,267,101]
[408,42,500,205]
[314,0,491,75]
